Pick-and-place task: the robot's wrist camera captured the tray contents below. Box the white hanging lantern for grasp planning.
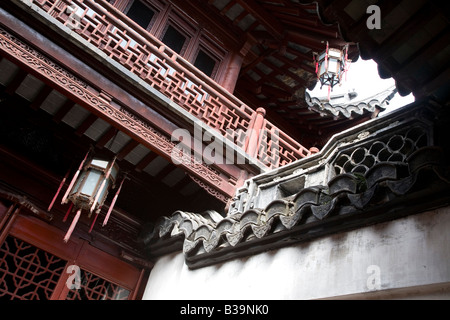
[47,148,126,242]
[66,157,119,213]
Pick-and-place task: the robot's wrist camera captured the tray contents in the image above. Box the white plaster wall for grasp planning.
[143,207,450,300]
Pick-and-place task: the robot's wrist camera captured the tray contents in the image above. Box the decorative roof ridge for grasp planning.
[304,85,397,119]
[143,146,450,268]
[141,100,448,268]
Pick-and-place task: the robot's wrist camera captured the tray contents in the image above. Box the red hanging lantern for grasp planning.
[314,42,351,100]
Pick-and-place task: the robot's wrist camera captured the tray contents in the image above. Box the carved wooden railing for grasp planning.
[25,0,314,168]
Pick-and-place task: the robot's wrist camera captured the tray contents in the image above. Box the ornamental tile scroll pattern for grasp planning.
[0,27,228,197]
[333,126,428,175]
[24,0,312,168]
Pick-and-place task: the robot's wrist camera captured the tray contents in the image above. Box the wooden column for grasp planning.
[220,51,244,94]
[219,37,254,93]
[245,107,266,159]
[0,204,20,245]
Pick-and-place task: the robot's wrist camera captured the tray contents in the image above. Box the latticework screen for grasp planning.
[0,236,66,300]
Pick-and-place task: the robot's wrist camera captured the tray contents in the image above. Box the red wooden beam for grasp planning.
[274,51,316,76]
[5,69,27,95]
[53,100,76,123]
[154,163,177,181]
[96,126,118,149]
[30,85,53,110]
[172,174,193,191]
[135,151,159,172]
[240,47,275,76]
[235,0,284,40]
[116,139,140,161]
[75,113,98,136]
[285,30,327,52]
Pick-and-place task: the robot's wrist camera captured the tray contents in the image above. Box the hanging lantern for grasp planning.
[314,42,351,100]
[48,148,126,242]
[65,157,119,212]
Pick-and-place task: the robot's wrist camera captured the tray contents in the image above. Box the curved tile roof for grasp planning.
[305,85,396,119]
[143,145,450,268]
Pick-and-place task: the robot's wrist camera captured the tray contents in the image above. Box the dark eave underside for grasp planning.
[176,0,449,147]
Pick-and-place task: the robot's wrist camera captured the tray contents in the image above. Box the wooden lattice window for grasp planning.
[111,0,227,80]
[125,0,157,30]
[161,24,189,55]
[0,210,145,300]
[0,236,66,300]
[194,48,218,77]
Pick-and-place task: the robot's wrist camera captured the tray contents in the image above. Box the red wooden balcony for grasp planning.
[24,0,315,168]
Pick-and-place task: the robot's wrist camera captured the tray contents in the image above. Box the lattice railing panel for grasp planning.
[26,0,312,167]
[259,121,313,168]
[0,236,66,300]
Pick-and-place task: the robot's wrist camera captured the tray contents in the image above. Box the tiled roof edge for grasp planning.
[144,146,450,268]
[304,86,397,118]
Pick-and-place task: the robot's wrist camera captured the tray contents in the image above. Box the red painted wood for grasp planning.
[7,214,144,298]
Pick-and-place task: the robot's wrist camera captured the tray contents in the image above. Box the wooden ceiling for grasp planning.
[309,0,449,102]
[170,0,365,146]
[3,0,446,181]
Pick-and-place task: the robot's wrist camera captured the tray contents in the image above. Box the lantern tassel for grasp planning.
[48,165,72,212]
[344,45,349,82]
[61,148,91,204]
[64,209,81,243]
[102,175,125,227]
[327,85,331,101]
[90,179,107,214]
[89,211,99,233]
[63,202,74,222]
